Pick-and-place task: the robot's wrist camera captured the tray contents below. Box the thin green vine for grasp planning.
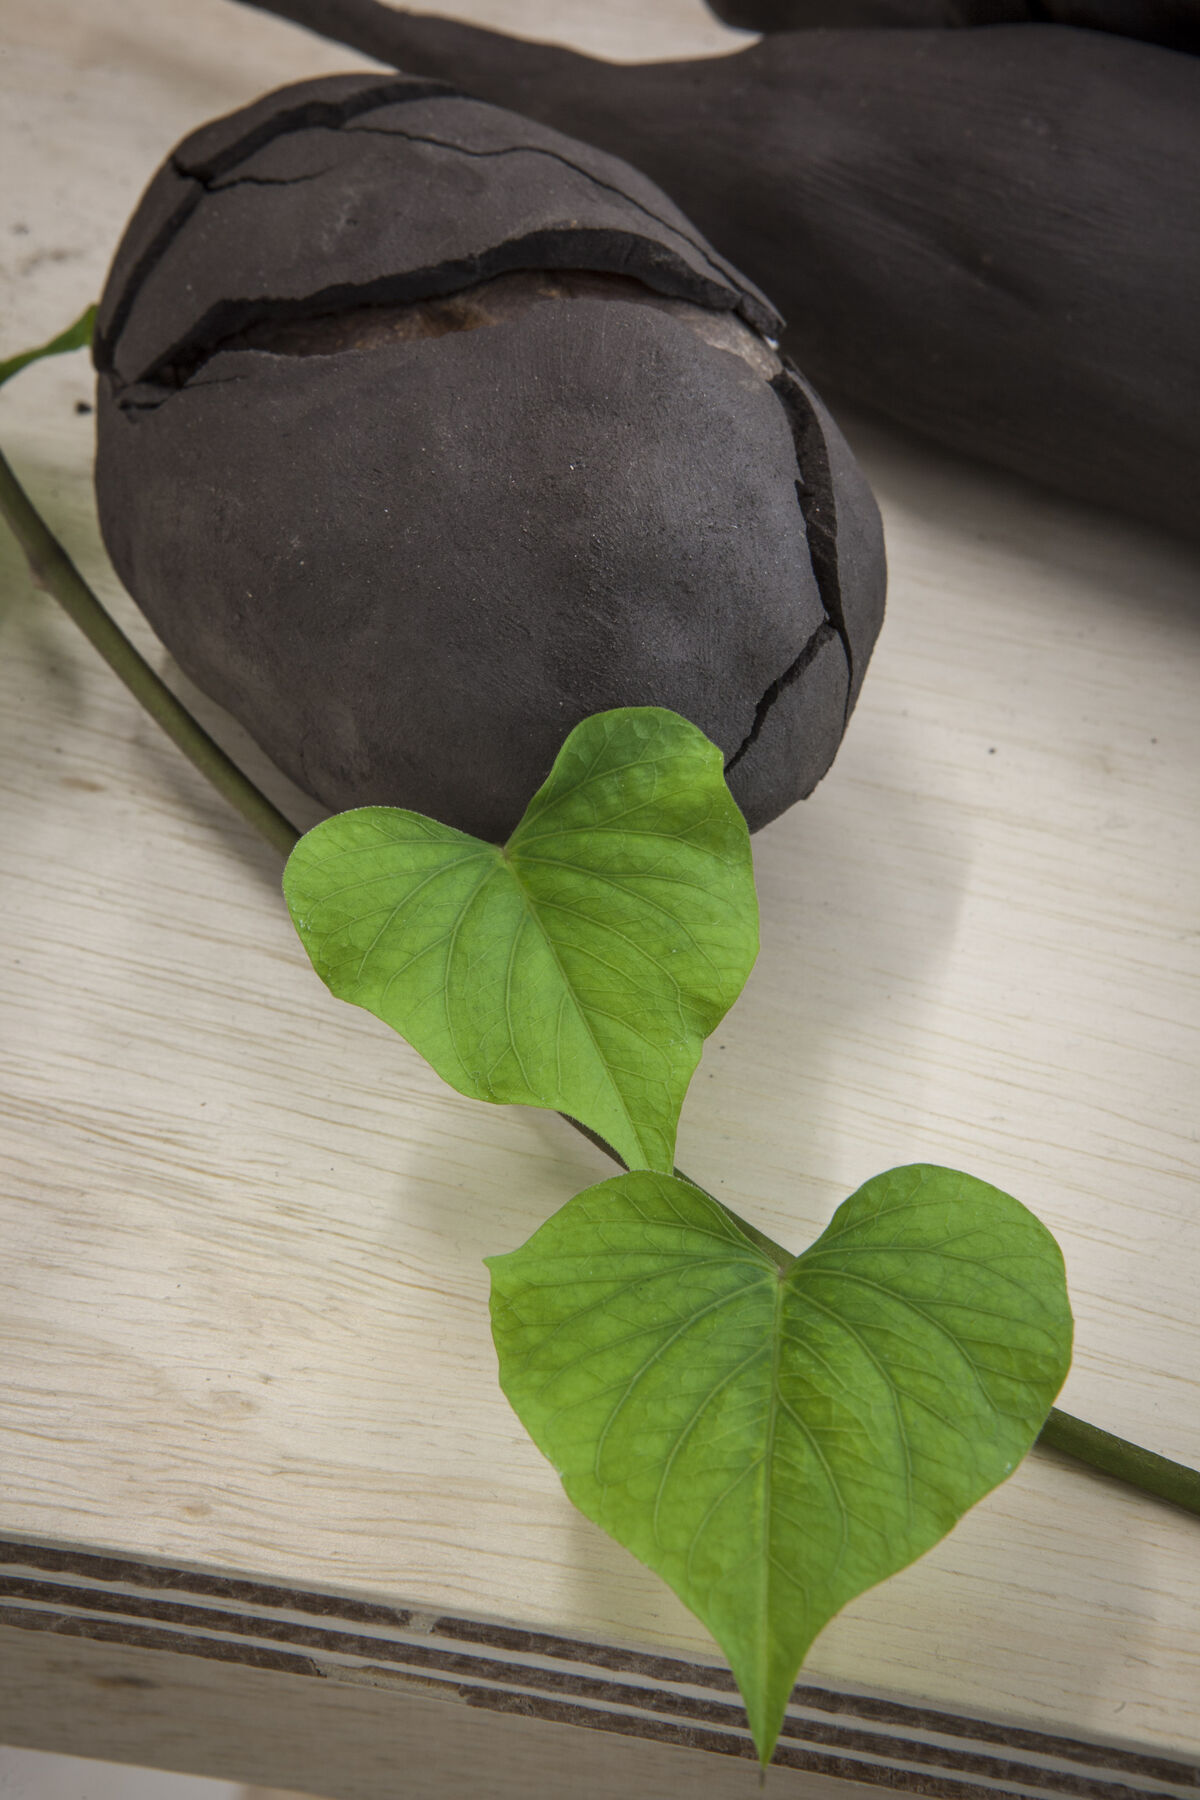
[1038,1407,1200,1515]
[1,431,1194,1527]
[0,447,299,860]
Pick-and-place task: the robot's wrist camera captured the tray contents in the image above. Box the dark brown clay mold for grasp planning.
[706,0,1200,53]
[232,6,1200,541]
[95,75,886,840]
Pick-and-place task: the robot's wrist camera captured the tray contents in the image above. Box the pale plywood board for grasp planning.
[0,1622,887,1800]
[0,0,1198,1775]
[0,1745,325,1800]
[0,1747,243,1800]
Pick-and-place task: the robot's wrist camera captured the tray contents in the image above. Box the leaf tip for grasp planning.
[744,1683,791,1770]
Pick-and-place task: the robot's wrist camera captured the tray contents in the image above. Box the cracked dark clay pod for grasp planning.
[236,3,1200,540]
[94,75,885,841]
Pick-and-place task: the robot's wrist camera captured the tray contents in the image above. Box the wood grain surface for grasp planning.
[1,0,1198,1786]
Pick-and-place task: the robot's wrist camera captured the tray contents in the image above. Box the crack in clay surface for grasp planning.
[100,80,767,383]
[335,121,742,298]
[771,372,855,720]
[202,166,338,192]
[724,365,873,772]
[95,78,454,376]
[724,620,839,775]
[120,267,783,400]
[174,79,455,185]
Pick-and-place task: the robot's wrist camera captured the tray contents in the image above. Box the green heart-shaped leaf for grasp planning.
[283,708,758,1172]
[487,1164,1072,1762]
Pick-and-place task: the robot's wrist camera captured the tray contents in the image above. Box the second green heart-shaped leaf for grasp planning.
[283,708,758,1172]
[487,1163,1073,1763]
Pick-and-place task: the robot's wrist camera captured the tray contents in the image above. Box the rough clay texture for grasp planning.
[237,4,1200,539]
[95,76,886,841]
[706,0,1200,54]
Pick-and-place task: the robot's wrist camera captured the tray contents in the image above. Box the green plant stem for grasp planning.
[0,447,300,860]
[1038,1406,1200,1517]
[2,440,1195,1522]
[568,1118,796,1271]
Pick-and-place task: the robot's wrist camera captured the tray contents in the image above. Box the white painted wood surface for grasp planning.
[1,0,1198,1787]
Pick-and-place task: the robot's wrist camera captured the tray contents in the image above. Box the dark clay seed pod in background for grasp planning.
[706,0,1200,55]
[94,75,885,842]
[236,3,1200,541]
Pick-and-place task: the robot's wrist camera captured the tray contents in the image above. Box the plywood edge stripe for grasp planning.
[0,1539,1194,1799]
